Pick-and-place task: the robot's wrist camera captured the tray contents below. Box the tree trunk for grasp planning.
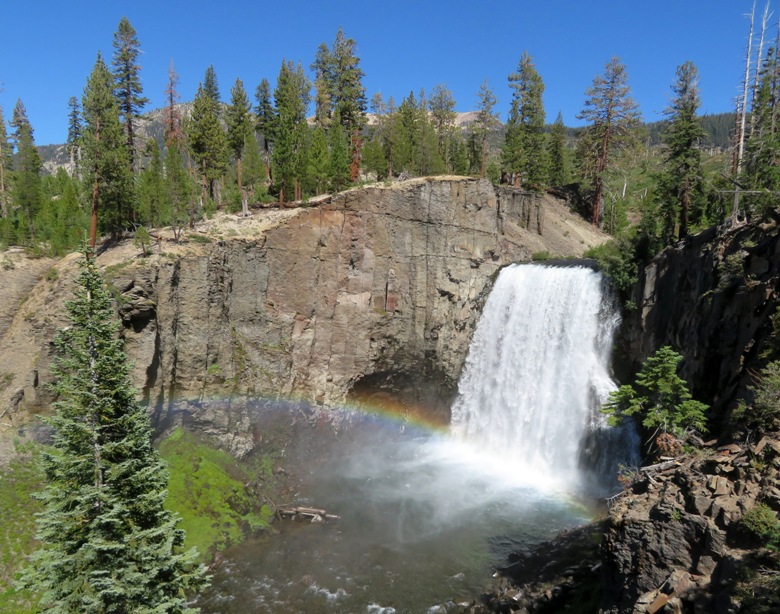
[89,177,99,249]
[680,176,690,239]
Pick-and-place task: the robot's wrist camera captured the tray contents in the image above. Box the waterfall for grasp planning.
[451,263,638,491]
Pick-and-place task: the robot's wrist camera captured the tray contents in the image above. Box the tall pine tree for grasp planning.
[0,105,13,220]
[474,80,499,178]
[18,248,207,612]
[254,78,275,182]
[66,96,83,176]
[187,79,227,206]
[112,17,148,173]
[82,53,134,245]
[226,78,254,215]
[502,52,548,189]
[577,57,642,225]
[10,99,43,244]
[272,61,310,203]
[657,61,706,242]
[547,112,569,186]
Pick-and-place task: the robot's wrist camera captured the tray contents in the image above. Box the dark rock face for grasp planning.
[622,215,780,423]
[601,441,780,613]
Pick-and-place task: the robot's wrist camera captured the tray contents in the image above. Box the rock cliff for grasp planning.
[1,177,606,454]
[623,212,780,424]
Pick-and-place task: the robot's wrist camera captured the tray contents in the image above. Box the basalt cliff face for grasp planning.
[623,213,780,423]
[1,177,606,455]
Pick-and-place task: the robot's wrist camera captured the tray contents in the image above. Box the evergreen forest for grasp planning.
[0,15,775,262]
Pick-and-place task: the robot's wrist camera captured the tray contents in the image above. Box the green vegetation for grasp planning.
[603,346,708,450]
[0,449,43,614]
[741,503,780,550]
[159,428,274,558]
[18,248,207,611]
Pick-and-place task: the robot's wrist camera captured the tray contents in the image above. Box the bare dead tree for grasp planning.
[733,0,757,224]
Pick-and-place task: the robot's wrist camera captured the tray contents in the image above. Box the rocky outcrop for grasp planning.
[623,213,780,423]
[1,178,606,453]
[602,438,780,613]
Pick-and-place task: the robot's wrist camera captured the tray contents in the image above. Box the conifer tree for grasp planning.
[303,126,326,194]
[66,96,83,176]
[272,60,310,203]
[10,99,43,244]
[316,28,367,180]
[165,142,195,238]
[0,105,12,219]
[502,52,548,189]
[428,84,457,170]
[18,248,207,612]
[577,57,642,225]
[40,169,85,255]
[547,112,569,186]
[254,78,275,181]
[137,141,167,226]
[474,80,499,178]
[226,78,254,215]
[239,133,263,202]
[187,80,227,205]
[82,53,134,246]
[311,43,334,129]
[112,17,148,173]
[203,65,221,110]
[657,61,706,242]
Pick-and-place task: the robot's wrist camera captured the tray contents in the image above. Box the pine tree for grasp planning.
[203,65,221,110]
[0,105,12,219]
[317,28,367,180]
[18,248,207,612]
[82,53,134,245]
[165,142,195,238]
[112,17,148,173]
[10,99,43,244]
[474,80,499,178]
[308,125,330,194]
[577,57,642,225]
[137,141,166,226]
[226,78,254,215]
[187,79,227,206]
[241,133,265,202]
[428,84,457,171]
[311,43,334,129]
[657,61,706,242]
[272,60,310,203]
[502,52,548,189]
[66,96,83,175]
[254,78,275,182]
[40,169,85,255]
[547,112,569,186]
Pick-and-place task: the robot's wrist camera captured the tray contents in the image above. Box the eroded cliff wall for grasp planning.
[1,178,606,453]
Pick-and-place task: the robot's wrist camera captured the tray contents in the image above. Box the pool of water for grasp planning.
[195,416,595,613]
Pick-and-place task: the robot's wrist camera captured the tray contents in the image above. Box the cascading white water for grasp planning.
[451,263,634,490]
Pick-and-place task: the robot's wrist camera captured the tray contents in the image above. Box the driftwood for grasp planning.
[276,506,340,523]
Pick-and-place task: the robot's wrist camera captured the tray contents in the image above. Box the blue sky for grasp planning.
[0,0,762,145]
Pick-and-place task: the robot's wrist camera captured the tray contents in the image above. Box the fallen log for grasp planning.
[276,506,340,522]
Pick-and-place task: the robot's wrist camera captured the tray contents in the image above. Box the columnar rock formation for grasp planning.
[1,177,606,454]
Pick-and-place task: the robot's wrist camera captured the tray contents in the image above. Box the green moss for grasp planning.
[0,450,44,613]
[159,428,272,560]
